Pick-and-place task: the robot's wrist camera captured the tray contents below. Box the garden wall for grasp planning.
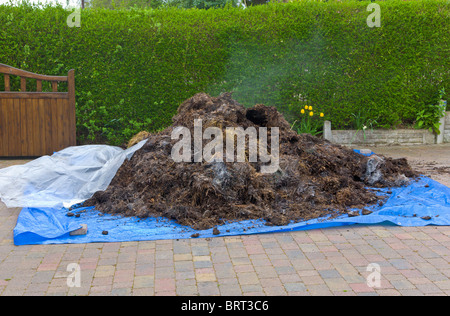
[326,128,436,147]
[324,112,450,147]
[332,129,436,146]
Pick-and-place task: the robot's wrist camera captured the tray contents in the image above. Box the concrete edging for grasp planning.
[445,111,450,143]
[324,111,450,147]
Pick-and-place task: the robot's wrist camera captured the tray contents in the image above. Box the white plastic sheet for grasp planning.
[0,140,146,208]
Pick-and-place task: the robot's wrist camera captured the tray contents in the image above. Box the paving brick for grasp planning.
[260,277,282,288]
[213,263,235,279]
[233,264,254,273]
[435,280,450,290]
[376,289,401,296]
[324,278,352,292]
[389,259,414,270]
[94,265,115,278]
[390,279,416,290]
[155,278,175,292]
[415,282,444,294]
[251,257,272,267]
[264,286,287,296]
[132,287,154,296]
[89,285,112,295]
[133,275,154,289]
[196,273,217,282]
[301,275,326,286]
[173,253,192,262]
[275,266,297,275]
[92,276,113,286]
[319,269,342,279]
[349,283,376,293]
[241,284,262,294]
[111,287,132,296]
[177,284,199,296]
[155,266,175,278]
[284,282,307,292]
[2,150,450,296]
[307,284,333,296]
[254,265,278,279]
[398,289,424,296]
[197,281,219,296]
[193,260,213,269]
[279,273,302,284]
[135,263,154,276]
[237,271,259,285]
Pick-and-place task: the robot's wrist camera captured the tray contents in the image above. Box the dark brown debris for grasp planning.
[83,93,418,230]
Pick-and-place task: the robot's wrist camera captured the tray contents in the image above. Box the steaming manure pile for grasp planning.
[84,93,417,231]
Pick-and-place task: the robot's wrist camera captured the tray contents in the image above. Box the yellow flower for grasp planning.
[308,106,313,111]
[305,105,308,110]
[320,113,324,117]
[301,109,305,114]
[309,111,314,117]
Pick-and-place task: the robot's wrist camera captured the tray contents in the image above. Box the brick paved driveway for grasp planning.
[0,145,449,296]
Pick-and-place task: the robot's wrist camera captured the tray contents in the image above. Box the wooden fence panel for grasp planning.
[0,64,75,156]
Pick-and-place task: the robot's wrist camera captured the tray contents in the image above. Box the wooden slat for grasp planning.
[0,99,9,155]
[14,98,22,156]
[36,80,42,92]
[4,74,10,91]
[50,97,59,153]
[26,98,35,156]
[0,92,68,99]
[0,101,3,154]
[36,99,44,155]
[44,97,53,155]
[51,81,58,92]
[30,98,39,155]
[57,98,66,151]
[6,99,14,154]
[20,77,26,92]
[9,99,22,156]
[19,98,28,156]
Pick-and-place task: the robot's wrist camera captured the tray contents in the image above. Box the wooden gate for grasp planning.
[0,64,76,157]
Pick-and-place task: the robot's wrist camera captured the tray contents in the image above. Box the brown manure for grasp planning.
[83,93,418,230]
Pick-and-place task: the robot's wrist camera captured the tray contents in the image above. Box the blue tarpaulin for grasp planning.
[3,145,449,245]
[13,176,450,245]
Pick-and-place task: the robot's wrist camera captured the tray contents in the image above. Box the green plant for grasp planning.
[439,88,447,110]
[290,105,324,136]
[415,89,447,135]
[351,110,378,141]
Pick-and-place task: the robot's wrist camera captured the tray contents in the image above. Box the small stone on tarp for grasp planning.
[70,224,88,236]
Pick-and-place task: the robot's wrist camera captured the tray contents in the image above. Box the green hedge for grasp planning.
[0,1,449,145]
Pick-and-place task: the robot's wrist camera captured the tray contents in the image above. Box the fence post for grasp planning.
[323,121,332,142]
[437,100,447,144]
[67,69,76,146]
